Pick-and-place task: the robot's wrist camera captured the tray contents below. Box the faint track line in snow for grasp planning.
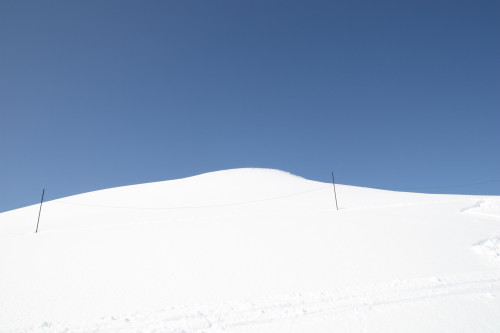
[52,185,332,210]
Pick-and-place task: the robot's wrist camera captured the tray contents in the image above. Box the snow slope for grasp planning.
[1,168,499,332]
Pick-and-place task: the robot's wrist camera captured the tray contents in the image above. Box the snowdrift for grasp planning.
[1,168,499,332]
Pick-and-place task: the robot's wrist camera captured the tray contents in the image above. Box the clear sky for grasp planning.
[1,0,499,212]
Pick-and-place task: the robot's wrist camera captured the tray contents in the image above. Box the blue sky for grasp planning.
[1,0,499,212]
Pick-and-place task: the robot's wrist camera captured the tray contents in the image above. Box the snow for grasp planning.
[1,168,500,332]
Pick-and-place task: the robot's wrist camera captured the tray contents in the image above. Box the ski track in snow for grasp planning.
[20,270,500,333]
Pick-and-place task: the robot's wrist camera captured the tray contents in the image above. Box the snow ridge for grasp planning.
[1,169,500,332]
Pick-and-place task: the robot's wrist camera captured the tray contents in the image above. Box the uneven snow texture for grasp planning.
[473,237,500,263]
[1,168,500,332]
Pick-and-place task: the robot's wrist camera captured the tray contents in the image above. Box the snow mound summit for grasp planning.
[62,167,319,208]
[188,167,307,181]
[1,168,500,332]
[0,168,330,234]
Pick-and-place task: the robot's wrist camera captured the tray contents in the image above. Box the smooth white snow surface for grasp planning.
[1,168,500,332]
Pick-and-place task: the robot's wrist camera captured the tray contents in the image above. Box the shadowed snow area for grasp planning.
[1,168,500,332]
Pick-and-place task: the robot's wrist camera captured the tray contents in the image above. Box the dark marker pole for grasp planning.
[35,189,45,233]
[331,172,339,211]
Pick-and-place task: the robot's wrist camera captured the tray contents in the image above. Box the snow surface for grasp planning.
[1,168,500,332]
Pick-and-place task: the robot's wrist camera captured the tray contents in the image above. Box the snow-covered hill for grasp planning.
[1,168,499,332]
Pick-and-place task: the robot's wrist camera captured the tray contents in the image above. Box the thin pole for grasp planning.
[331,172,339,211]
[35,189,45,233]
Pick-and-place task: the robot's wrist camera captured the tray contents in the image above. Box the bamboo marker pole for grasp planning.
[331,172,339,211]
[35,189,45,233]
